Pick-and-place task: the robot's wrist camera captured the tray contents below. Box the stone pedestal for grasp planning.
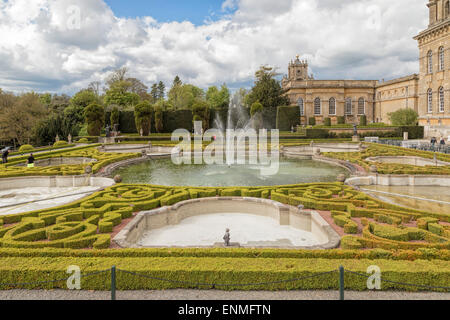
[403,132,409,141]
[352,135,360,142]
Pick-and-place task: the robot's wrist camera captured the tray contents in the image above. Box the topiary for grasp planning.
[323,117,331,127]
[134,101,152,136]
[53,141,68,147]
[19,145,34,153]
[77,138,89,144]
[308,117,316,126]
[84,103,105,136]
[359,115,367,126]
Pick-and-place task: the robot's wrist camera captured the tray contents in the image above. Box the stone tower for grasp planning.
[288,55,311,81]
[428,0,450,26]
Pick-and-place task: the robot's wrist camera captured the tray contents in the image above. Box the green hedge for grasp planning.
[276,106,300,131]
[0,257,447,291]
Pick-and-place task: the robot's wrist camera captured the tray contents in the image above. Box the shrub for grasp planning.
[359,115,367,126]
[323,117,331,127]
[134,101,153,136]
[53,141,68,148]
[84,103,105,136]
[308,117,316,126]
[337,116,345,125]
[19,145,34,153]
[250,101,263,116]
[77,138,89,144]
[388,109,418,126]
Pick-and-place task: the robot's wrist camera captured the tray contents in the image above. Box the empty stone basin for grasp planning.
[114,197,340,249]
[366,156,450,167]
[14,157,96,167]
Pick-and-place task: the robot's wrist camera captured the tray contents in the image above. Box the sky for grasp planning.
[0,0,430,95]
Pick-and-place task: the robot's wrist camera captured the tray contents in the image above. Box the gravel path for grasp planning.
[0,290,448,300]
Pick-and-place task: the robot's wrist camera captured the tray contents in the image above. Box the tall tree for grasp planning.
[84,103,105,136]
[173,76,182,87]
[151,83,159,101]
[157,81,166,100]
[246,66,289,109]
[134,101,153,136]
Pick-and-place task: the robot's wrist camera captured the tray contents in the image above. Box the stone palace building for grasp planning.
[282,0,450,138]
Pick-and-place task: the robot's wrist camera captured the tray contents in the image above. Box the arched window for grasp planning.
[345,98,352,115]
[298,98,304,116]
[314,98,321,115]
[439,87,445,112]
[329,98,336,115]
[358,98,365,115]
[439,47,445,71]
[428,88,433,113]
[428,50,433,74]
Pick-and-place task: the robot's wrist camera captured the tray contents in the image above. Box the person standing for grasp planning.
[431,137,437,149]
[2,148,9,164]
[440,136,446,150]
[27,153,35,168]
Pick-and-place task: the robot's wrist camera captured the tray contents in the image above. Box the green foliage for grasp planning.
[18,145,34,153]
[206,85,230,110]
[337,116,345,124]
[84,103,105,136]
[168,84,204,110]
[154,106,164,133]
[105,81,140,107]
[324,117,331,127]
[250,101,263,116]
[359,115,367,126]
[110,107,120,127]
[53,141,68,148]
[388,109,419,126]
[192,99,210,130]
[308,117,316,126]
[134,101,153,136]
[276,106,300,131]
[246,66,290,112]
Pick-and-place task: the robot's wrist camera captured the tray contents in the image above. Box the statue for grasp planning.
[68,134,72,144]
[105,125,111,138]
[353,124,358,136]
[223,228,231,247]
[55,134,60,142]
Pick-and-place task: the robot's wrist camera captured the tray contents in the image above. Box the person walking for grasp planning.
[27,153,35,168]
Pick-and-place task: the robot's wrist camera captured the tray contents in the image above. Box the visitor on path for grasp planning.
[27,153,35,168]
[431,137,437,149]
[1,148,9,164]
[223,228,231,247]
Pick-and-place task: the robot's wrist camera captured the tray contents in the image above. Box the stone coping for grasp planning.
[346,174,450,187]
[113,197,340,250]
[13,157,97,167]
[365,156,450,167]
[0,175,114,191]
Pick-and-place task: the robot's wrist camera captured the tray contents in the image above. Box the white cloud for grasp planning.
[0,0,429,94]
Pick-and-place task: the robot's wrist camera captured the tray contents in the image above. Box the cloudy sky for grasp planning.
[0,0,429,95]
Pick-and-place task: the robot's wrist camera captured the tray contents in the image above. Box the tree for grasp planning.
[84,103,105,136]
[157,81,166,100]
[88,81,102,97]
[105,67,129,89]
[128,77,149,100]
[168,84,204,110]
[173,76,182,87]
[104,80,140,107]
[151,84,159,102]
[246,66,290,109]
[206,84,230,110]
[134,101,153,136]
[0,92,47,145]
[388,109,419,126]
[250,101,263,116]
